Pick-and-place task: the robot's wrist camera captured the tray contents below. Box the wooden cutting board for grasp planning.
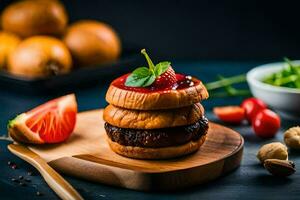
[25,109,243,191]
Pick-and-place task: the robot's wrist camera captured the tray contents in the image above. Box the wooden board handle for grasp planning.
[8,144,84,200]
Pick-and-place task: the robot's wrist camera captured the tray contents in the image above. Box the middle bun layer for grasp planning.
[103,103,204,129]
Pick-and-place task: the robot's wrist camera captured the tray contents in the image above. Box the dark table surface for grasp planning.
[1,61,300,200]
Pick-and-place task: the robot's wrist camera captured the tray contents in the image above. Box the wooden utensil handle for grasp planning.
[36,158,84,200]
[8,144,84,200]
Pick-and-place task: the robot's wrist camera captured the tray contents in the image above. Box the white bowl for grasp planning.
[247,61,300,119]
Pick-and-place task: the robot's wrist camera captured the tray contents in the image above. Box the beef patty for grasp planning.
[104,116,209,148]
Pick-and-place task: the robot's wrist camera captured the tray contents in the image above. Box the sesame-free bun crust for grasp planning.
[105,81,209,110]
[103,103,204,129]
[107,135,207,159]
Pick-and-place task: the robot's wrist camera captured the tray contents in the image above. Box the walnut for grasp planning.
[264,159,296,177]
[257,142,288,163]
[284,126,300,149]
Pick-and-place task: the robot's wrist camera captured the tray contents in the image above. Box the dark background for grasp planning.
[1,2,300,199]
[1,0,300,60]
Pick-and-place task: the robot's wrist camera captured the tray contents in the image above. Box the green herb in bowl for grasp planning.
[263,58,300,89]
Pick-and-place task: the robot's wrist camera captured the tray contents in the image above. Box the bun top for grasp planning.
[105,77,208,110]
[105,49,209,110]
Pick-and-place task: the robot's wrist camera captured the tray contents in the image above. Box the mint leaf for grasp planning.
[125,74,149,87]
[132,67,150,77]
[125,66,154,87]
[125,49,172,87]
[143,74,156,87]
[125,73,156,87]
[154,61,170,76]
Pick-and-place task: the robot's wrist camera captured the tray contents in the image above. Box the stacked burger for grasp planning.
[103,49,209,159]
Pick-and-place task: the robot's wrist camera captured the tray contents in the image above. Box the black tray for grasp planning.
[0,45,143,93]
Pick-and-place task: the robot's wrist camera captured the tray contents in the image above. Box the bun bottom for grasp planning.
[107,135,207,160]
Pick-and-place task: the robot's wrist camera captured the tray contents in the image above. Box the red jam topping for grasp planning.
[112,73,201,93]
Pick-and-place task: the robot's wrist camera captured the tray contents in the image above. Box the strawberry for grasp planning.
[152,66,177,89]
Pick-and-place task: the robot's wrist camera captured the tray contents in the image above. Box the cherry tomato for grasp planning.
[213,106,245,124]
[241,97,267,123]
[252,109,280,138]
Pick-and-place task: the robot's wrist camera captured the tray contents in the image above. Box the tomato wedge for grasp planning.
[8,94,77,144]
[213,106,245,124]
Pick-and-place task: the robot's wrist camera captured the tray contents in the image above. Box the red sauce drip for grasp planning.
[111,73,201,93]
